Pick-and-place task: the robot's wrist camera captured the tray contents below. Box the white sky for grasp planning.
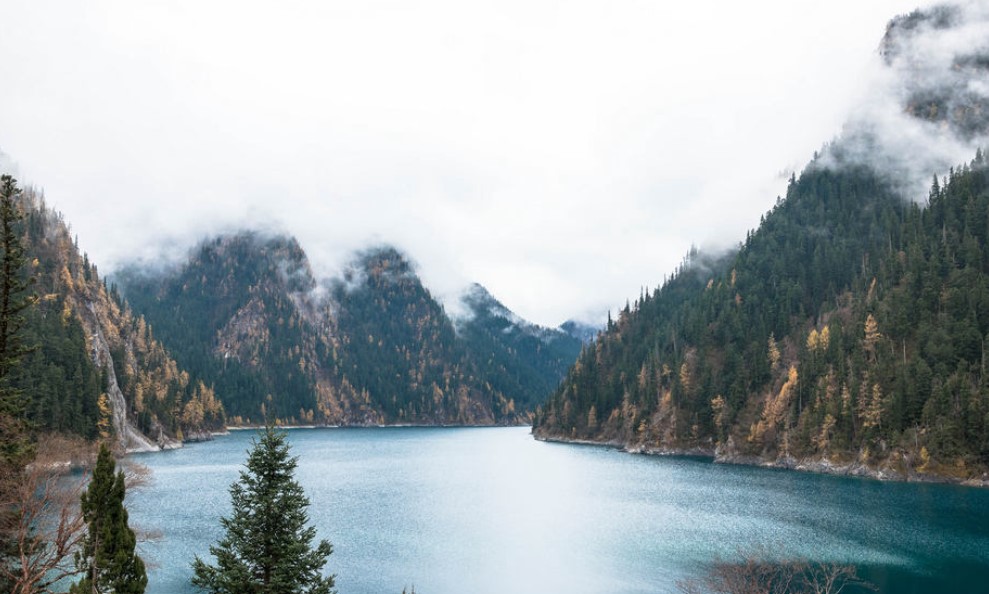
[0,0,940,327]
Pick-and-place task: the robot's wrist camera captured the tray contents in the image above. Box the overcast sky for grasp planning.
[0,0,942,327]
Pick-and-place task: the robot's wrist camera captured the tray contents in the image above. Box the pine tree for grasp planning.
[0,174,33,464]
[192,424,334,594]
[0,175,34,384]
[0,175,35,593]
[70,444,147,594]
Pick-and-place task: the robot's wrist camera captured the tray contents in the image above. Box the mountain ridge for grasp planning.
[116,232,582,427]
[12,184,225,451]
[533,4,989,485]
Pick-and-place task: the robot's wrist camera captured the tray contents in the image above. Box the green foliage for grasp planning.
[119,237,580,426]
[191,424,334,594]
[0,175,40,594]
[537,150,989,476]
[333,247,506,422]
[0,174,34,468]
[70,444,147,594]
[11,186,223,443]
[458,284,583,412]
[119,234,323,423]
[16,295,102,438]
[0,173,32,594]
[0,175,34,383]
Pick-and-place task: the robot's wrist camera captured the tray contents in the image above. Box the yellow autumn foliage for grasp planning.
[749,366,798,443]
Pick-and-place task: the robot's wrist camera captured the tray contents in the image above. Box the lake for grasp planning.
[129,426,989,594]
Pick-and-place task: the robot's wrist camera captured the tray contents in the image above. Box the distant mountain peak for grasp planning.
[195,231,317,295]
[458,282,522,325]
[342,244,418,288]
[118,232,582,426]
[355,244,414,271]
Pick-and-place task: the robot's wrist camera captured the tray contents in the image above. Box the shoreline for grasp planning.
[128,423,528,456]
[532,434,989,489]
[224,422,530,431]
[126,419,533,455]
[135,425,989,488]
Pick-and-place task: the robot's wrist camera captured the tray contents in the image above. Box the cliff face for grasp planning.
[79,301,160,452]
[17,188,223,451]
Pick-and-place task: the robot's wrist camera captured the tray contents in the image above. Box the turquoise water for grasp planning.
[129,427,989,594]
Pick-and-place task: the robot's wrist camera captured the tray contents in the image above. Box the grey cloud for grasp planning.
[820,2,989,199]
[0,0,947,327]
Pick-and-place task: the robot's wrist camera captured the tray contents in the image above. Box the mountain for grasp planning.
[534,5,989,484]
[455,283,584,407]
[117,235,581,426]
[116,233,326,425]
[880,4,989,140]
[559,319,601,344]
[329,245,508,424]
[11,185,223,451]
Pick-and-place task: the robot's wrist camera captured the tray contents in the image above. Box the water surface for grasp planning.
[129,426,989,594]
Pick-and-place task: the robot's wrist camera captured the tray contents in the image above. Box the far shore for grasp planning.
[533,434,989,489]
[224,422,530,431]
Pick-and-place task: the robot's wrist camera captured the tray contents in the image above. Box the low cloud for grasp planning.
[0,0,946,327]
[821,1,989,199]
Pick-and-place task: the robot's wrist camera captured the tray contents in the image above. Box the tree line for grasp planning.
[117,239,580,427]
[0,177,334,591]
[537,149,989,479]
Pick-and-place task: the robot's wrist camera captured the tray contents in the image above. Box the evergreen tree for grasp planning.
[70,444,147,594]
[0,174,33,382]
[0,174,33,467]
[192,424,334,594]
[0,175,34,593]
[536,151,989,477]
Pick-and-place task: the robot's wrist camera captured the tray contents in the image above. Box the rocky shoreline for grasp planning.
[533,434,989,488]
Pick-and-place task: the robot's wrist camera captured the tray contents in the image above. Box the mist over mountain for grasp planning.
[9,183,223,452]
[116,233,581,426]
[454,283,585,403]
[827,1,989,199]
[1,1,932,331]
[535,3,989,485]
[558,320,601,344]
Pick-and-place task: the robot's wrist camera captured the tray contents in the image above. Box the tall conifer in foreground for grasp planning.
[0,174,33,472]
[0,174,33,385]
[70,444,147,594]
[0,174,34,594]
[192,424,334,594]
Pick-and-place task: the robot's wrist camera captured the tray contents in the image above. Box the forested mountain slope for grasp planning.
[13,186,223,450]
[535,6,989,484]
[118,235,581,426]
[537,156,989,479]
[456,283,584,409]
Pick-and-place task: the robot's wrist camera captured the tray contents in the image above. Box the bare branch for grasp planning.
[119,458,154,492]
[0,434,96,594]
[676,547,874,594]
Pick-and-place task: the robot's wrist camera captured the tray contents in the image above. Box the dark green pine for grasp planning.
[192,424,334,594]
[71,444,147,594]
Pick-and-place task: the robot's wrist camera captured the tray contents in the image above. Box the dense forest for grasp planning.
[535,4,989,484]
[458,283,587,407]
[118,236,582,426]
[12,187,224,446]
[535,150,989,480]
